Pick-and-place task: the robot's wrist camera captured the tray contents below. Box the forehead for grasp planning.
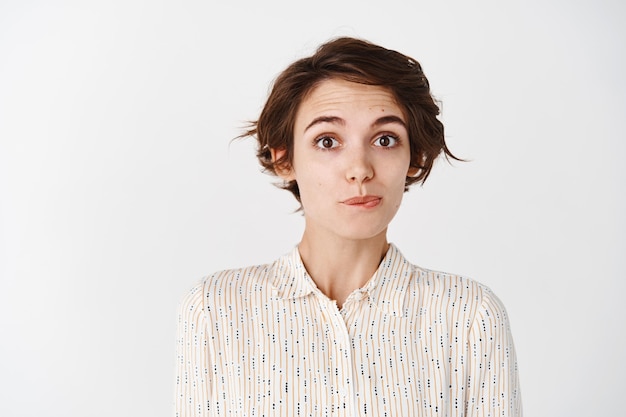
[294,79,405,131]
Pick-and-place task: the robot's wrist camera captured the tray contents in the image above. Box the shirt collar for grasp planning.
[362,243,413,317]
[269,246,316,300]
[270,243,413,317]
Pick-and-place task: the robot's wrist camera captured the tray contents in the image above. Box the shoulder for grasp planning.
[178,257,284,315]
[410,263,488,303]
[406,261,508,324]
[201,262,275,294]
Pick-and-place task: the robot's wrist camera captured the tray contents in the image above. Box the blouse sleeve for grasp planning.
[174,282,212,417]
[466,287,522,416]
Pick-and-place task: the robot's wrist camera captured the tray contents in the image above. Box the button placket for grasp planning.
[318,295,358,416]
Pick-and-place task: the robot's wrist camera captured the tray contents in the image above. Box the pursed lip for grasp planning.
[341,195,382,206]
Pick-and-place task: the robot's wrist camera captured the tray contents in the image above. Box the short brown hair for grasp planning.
[243,37,457,202]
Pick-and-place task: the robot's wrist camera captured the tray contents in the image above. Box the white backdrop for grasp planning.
[1,1,624,416]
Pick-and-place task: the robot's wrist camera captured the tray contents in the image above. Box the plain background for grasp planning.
[1,0,624,416]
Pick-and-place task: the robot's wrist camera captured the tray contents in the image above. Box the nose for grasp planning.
[345,147,374,184]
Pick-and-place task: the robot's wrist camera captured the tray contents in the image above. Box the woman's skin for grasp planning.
[272,79,418,308]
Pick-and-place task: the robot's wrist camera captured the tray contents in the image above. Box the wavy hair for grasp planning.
[242,37,458,202]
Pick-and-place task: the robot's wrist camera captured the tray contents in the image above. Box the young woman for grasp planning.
[175,37,521,417]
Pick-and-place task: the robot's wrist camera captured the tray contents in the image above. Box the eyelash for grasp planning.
[314,136,340,150]
[373,134,400,148]
[313,134,401,150]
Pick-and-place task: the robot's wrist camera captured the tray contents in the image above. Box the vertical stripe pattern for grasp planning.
[175,244,521,416]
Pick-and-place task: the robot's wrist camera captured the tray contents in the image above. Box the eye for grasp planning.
[315,136,340,149]
[373,134,399,148]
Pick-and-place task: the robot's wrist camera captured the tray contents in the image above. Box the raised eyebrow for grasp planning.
[303,115,406,132]
[304,116,345,132]
[372,115,407,128]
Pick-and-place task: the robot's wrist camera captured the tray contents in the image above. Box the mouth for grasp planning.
[341,195,382,208]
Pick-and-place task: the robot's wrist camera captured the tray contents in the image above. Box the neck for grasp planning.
[297,229,389,308]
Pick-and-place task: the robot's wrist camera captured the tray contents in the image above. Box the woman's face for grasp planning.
[277,78,415,242]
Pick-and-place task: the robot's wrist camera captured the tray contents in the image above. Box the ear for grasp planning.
[270,148,295,181]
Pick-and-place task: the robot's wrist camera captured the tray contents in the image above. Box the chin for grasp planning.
[336,225,390,242]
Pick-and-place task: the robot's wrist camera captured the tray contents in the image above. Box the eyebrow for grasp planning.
[304,115,406,132]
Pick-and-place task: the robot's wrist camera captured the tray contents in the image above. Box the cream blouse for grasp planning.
[174,244,521,416]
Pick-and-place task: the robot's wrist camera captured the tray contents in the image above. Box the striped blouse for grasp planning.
[174,244,522,416]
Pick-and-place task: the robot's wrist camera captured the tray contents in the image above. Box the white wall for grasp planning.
[1,1,624,416]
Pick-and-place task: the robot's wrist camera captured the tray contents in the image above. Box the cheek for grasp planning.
[293,167,328,199]
[386,161,411,187]
[297,162,331,186]
[389,171,410,204]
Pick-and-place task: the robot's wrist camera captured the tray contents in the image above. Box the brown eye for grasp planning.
[315,136,339,149]
[374,135,398,147]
